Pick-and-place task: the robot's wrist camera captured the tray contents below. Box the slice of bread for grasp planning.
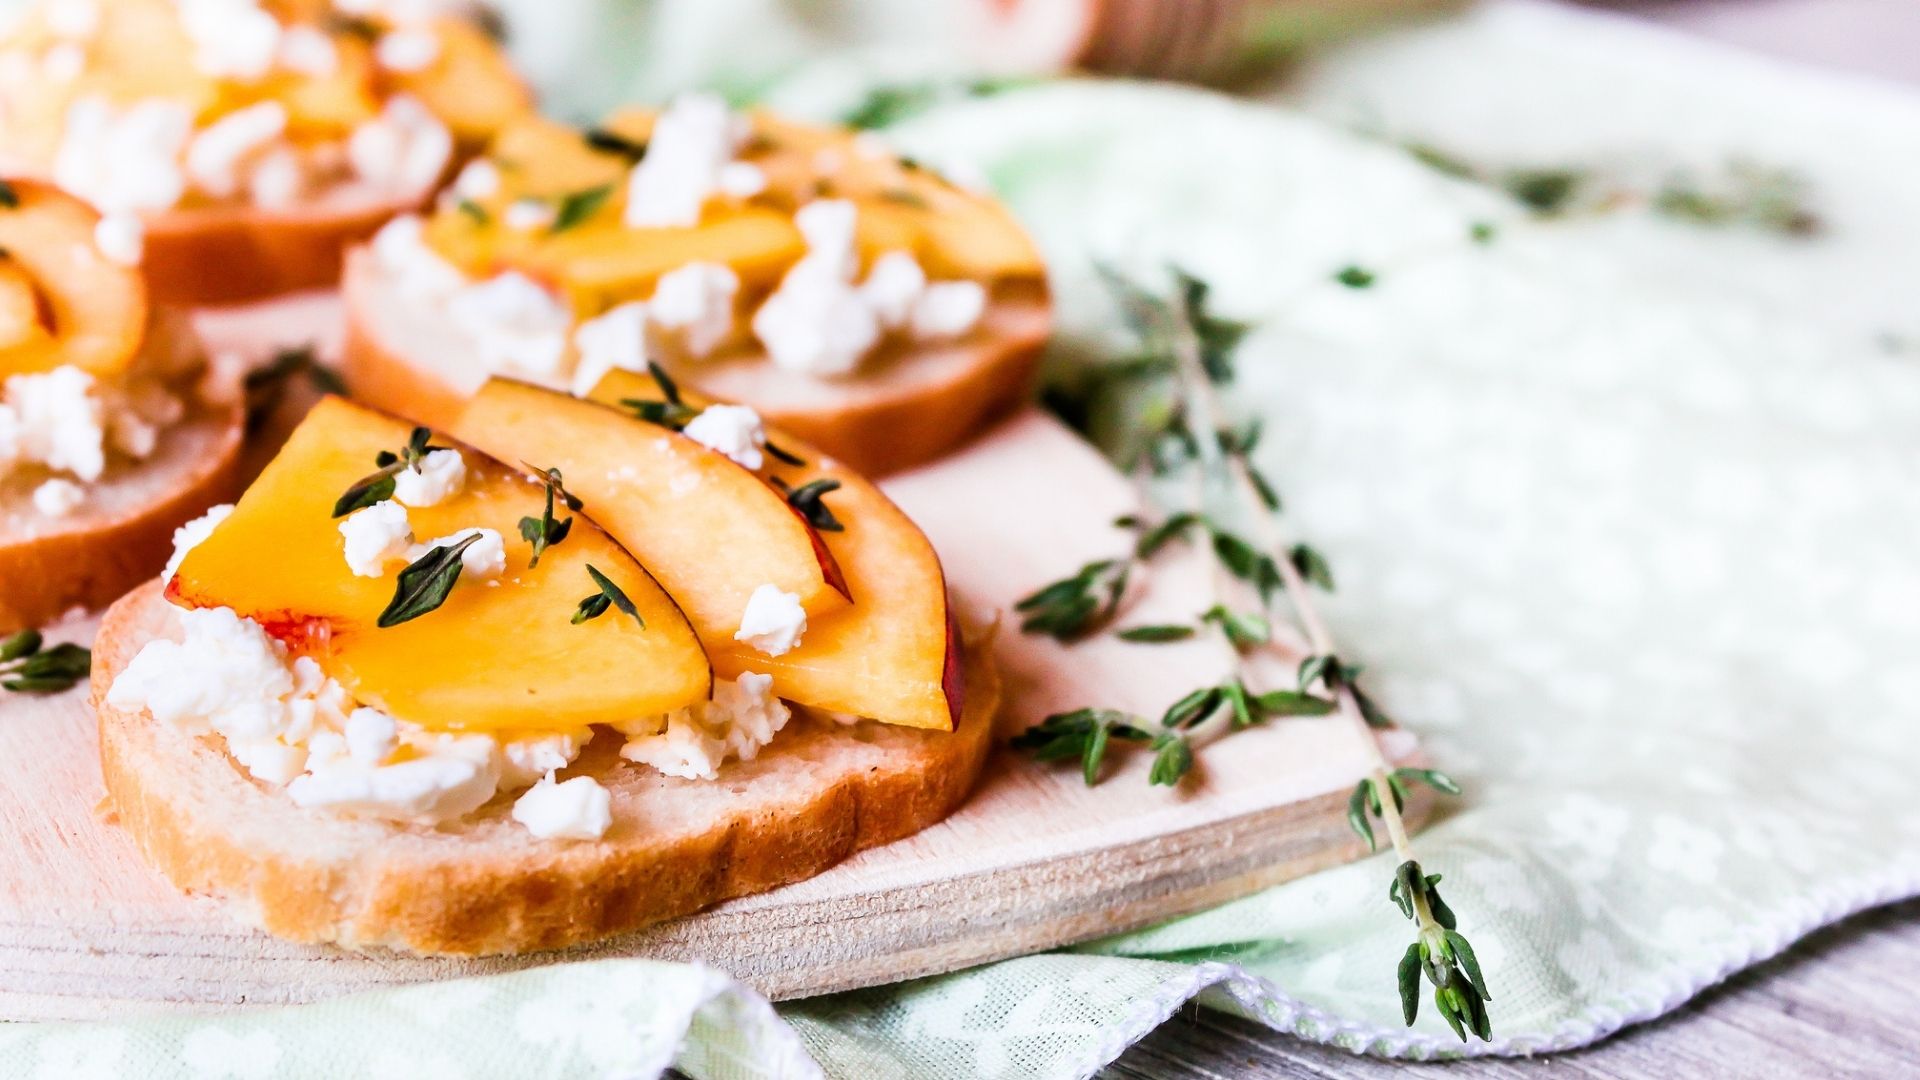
[340,247,1051,475]
[143,193,423,307]
[0,403,244,633]
[92,580,1000,956]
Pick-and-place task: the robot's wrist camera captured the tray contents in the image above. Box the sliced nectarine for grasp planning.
[588,368,959,730]
[0,181,148,379]
[449,378,851,637]
[170,395,711,731]
[529,209,804,315]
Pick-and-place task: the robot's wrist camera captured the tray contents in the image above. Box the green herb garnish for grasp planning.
[378,534,480,628]
[551,184,613,233]
[572,564,642,627]
[518,465,580,568]
[243,345,344,434]
[456,199,490,225]
[1014,559,1130,642]
[1334,265,1376,289]
[777,477,844,532]
[332,426,440,517]
[584,128,648,161]
[0,629,89,693]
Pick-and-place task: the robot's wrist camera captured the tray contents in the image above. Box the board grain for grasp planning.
[0,405,1426,1022]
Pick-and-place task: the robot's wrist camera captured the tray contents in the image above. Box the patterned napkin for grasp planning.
[9,2,1920,1077]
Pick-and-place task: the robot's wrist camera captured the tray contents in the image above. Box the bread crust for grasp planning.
[93,581,999,956]
[339,248,1051,475]
[0,406,245,633]
[143,198,418,307]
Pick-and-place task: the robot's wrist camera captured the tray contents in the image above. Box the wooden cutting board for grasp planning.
[0,398,1427,1022]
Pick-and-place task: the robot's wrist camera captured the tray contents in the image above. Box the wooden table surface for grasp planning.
[1107,1,1920,1074]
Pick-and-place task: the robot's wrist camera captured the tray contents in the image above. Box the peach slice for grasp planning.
[588,368,960,731]
[448,377,851,638]
[384,17,534,147]
[169,396,711,731]
[0,181,148,379]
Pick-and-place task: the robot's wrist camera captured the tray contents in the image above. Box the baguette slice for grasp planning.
[341,247,1051,475]
[0,403,243,633]
[93,580,1000,956]
[143,195,419,307]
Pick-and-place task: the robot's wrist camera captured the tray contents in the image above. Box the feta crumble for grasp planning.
[392,448,466,507]
[164,503,234,581]
[619,672,790,780]
[344,707,398,765]
[185,101,288,199]
[498,730,591,790]
[716,161,766,199]
[375,28,441,73]
[289,732,499,823]
[861,250,928,331]
[348,95,452,198]
[372,215,467,300]
[177,0,282,81]
[54,97,193,214]
[511,772,612,840]
[569,302,648,397]
[338,500,413,578]
[3,366,106,481]
[681,403,766,470]
[276,26,339,77]
[503,198,557,231]
[622,92,746,228]
[443,272,573,378]
[409,527,507,578]
[910,280,988,340]
[94,213,144,266]
[453,159,501,201]
[31,477,84,517]
[734,583,807,658]
[648,262,739,360]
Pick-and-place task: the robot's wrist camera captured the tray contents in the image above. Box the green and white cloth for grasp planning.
[10,2,1920,1076]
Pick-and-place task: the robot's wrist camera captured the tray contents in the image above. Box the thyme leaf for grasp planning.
[573,564,643,627]
[584,128,648,161]
[518,464,580,568]
[551,184,613,233]
[0,630,89,693]
[777,477,844,532]
[378,534,480,627]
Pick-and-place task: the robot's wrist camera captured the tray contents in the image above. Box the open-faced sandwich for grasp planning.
[0,179,242,632]
[0,0,530,305]
[342,92,1051,475]
[92,379,995,955]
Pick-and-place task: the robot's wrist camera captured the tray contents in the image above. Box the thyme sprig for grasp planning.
[0,629,89,693]
[1020,267,1492,1040]
[378,533,480,628]
[332,426,443,517]
[518,464,580,568]
[243,344,347,434]
[572,564,643,627]
[774,477,844,532]
[619,361,807,466]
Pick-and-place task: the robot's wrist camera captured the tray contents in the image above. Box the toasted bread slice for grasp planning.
[143,194,420,307]
[340,247,1050,475]
[0,403,243,633]
[92,580,999,956]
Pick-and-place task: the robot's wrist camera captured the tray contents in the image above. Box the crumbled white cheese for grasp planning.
[861,250,927,331]
[392,448,466,507]
[372,214,467,300]
[93,213,144,266]
[503,198,557,231]
[443,272,572,378]
[752,256,880,377]
[228,737,309,786]
[910,280,988,340]
[54,97,193,214]
[734,583,807,657]
[106,606,350,749]
[164,503,234,581]
[511,772,612,840]
[681,403,766,470]
[620,672,790,781]
[622,92,746,228]
[453,159,501,201]
[288,732,499,824]
[338,500,413,578]
[46,0,99,39]
[276,26,339,77]
[648,261,738,360]
[375,28,441,72]
[716,161,766,199]
[31,477,84,518]
[498,729,590,790]
[408,527,507,579]
[247,147,305,209]
[3,366,106,482]
[185,101,288,199]
[348,95,452,198]
[177,0,282,81]
[569,302,648,397]
[344,707,399,765]
[752,200,882,376]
